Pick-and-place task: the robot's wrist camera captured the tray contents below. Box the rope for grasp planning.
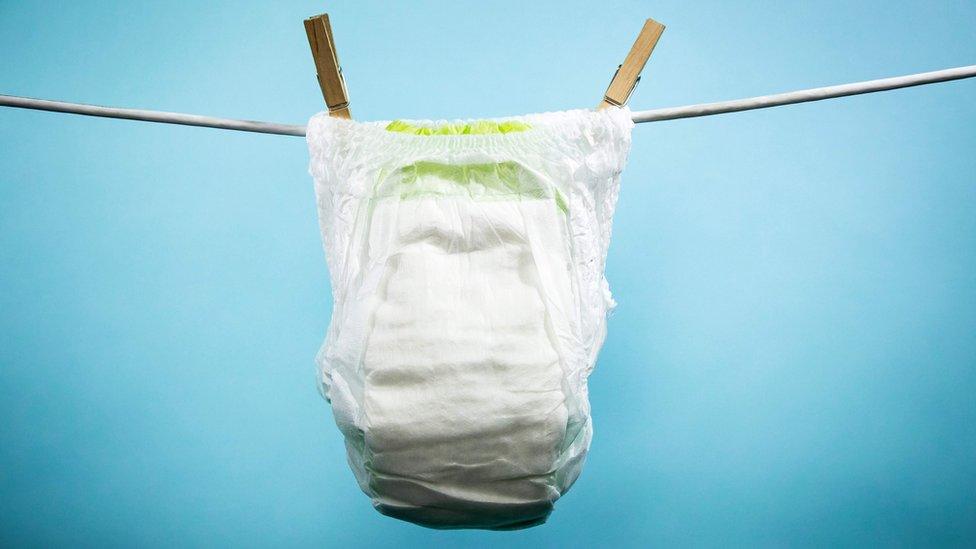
[1,65,973,137]
[631,65,976,122]
[0,95,306,136]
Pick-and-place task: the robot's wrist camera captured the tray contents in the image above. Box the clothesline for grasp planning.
[1,65,974,137]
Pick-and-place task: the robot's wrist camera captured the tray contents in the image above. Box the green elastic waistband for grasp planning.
[384,119,532,135]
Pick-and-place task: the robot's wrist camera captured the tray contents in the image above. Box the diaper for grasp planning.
[306,108,633,529]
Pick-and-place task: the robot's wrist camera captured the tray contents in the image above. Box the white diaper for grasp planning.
[306,108,633,529]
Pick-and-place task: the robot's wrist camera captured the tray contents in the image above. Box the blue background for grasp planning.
[2,1,975,546]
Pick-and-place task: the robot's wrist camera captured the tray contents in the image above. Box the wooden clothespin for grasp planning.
[598,18,665,110]
[304,13,351,119]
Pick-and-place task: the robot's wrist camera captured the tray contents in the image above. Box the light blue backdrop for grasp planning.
[1,1,974,546]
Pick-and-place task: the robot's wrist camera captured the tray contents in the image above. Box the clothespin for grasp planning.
[304,13,351,119]
[598,18,665,110]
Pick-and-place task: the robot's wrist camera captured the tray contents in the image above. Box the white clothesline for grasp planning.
[1,65,974,137]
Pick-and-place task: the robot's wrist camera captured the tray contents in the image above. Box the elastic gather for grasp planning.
[309,107,633,158]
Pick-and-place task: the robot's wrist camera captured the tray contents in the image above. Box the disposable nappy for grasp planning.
[306,108,633,530]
